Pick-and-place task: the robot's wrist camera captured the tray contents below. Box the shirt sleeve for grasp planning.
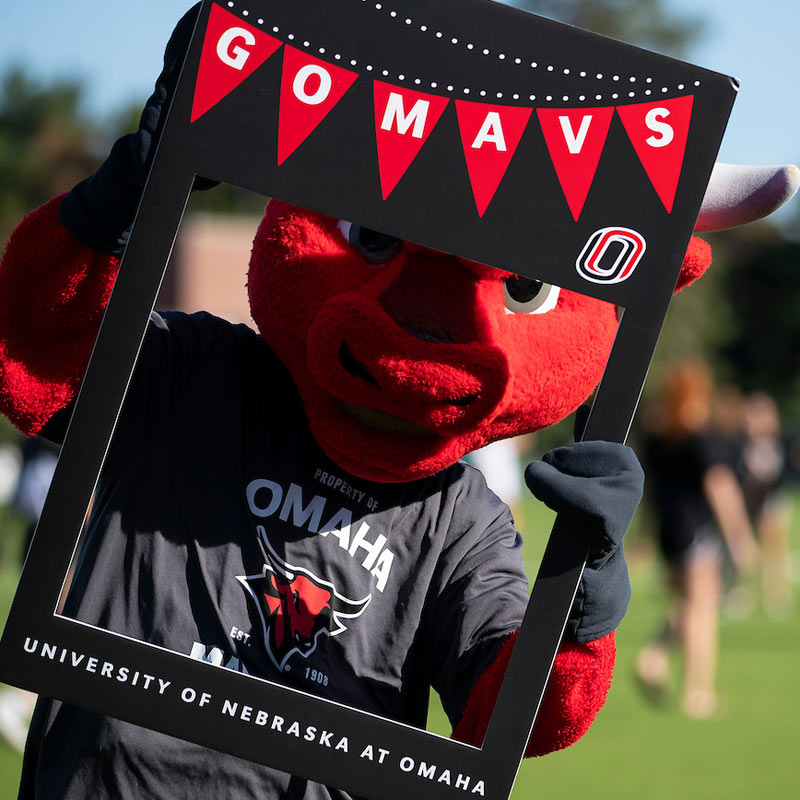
[420,463,530,727]
[100,310,257,469]
[694,432,741,474]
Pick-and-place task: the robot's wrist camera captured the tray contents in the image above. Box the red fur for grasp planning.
[675,236,711,291]
[0,195,119,435]
[452,631,616,757]
[249,201,619,482]
[0,191,707,759]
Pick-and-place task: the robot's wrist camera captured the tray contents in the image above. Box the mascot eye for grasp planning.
[502,276,560,315]
[337,219,402,265]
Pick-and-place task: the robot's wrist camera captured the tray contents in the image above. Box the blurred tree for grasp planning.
[713,225,800,422]
[644,241,732,399]
[506,0,705,56]
[0,69,106,244]
[188,179,268,216]
[0,68,264,249]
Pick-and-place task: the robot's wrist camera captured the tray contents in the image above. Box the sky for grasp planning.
[1,0,798,218]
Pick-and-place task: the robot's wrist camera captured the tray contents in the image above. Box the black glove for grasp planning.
[524,439,644,643]
[59,4,206,255]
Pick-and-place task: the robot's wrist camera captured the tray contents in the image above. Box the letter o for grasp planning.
[247,479,283,517]
[293,64,333,106]
[400,757,415,773]
[181,687,197,704]
[217,27,256,71]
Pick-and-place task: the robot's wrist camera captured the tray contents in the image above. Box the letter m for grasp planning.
[381,92,430,139]
[189,642,225,666]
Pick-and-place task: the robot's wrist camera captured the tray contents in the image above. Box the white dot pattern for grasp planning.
[223,2,701,104]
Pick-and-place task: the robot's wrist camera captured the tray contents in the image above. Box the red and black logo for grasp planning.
[576,226,646,284]
[238,530,371,671]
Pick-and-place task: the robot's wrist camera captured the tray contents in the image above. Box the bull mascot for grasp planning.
[1,5,797,798]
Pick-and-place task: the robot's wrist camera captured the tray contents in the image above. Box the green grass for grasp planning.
[426,496,800,799]
[429,496,800,800]
[509,572,800,798]
[1,498,799,798]
[0,505,26,798]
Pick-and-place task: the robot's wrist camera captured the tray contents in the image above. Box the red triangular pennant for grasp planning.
[191,3,282,123]
[277,47,358,165]
[373,82,450,200]
[616,96,694,213]
[455,101,532,217]
[537,107,615,221]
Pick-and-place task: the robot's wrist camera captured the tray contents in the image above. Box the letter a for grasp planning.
[471,112,508,152]
[456,101,532,217]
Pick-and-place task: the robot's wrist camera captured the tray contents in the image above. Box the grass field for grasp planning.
[0,496,798,798]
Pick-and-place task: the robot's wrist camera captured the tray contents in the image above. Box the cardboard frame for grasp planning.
[0,2,736,798]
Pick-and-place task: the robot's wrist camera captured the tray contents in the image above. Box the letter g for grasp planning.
[217,27,256,70]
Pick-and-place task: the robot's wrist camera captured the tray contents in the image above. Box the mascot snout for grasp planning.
[306,289,509,435]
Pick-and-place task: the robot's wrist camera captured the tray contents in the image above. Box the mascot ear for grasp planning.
[676,162,800,294]
[675,236,712,293]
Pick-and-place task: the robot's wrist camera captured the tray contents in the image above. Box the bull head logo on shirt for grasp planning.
[238,528,371,671]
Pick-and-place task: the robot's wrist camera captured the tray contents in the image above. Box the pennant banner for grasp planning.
[616,96,694,213]
[277,47,359,166]
[373,82,450,201]
[456,101,533,217]
[537,107,615,222]
[190,5,698,220]
[190,3,282,123]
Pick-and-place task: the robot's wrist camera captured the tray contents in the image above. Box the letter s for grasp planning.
[644,108,674,148]
[217,27,257,71]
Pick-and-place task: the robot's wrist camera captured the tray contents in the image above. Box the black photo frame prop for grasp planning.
[0,2,737,798]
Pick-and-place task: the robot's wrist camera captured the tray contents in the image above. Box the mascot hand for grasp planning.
[59,3,210,254]
[524,440,644,642]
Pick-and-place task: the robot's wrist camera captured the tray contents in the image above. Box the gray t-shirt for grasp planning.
[21,311,529,799]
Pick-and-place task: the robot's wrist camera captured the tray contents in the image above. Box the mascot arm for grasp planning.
[453,440,641,755]
[453,630,615,757]
[0,196,120,436]
[0,6,204,437]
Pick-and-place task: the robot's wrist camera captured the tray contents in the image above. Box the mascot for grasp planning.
[0,7,796,799]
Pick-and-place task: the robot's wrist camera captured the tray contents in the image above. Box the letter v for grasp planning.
[559,114,593,154]
[538,106,614,221]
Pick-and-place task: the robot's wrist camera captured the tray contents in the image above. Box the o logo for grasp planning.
[576,227,646,284]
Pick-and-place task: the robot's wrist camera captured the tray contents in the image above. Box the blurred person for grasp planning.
[11,436,59,557]
[0,441,22,509]
[707,384,755,619]
[635,361,758,719]
[740,392,793,617]
[0,437,57,751]
[465,434,537,525]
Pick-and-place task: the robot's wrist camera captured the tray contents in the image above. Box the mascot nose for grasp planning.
[377,253,479,344]
[305,252,509,435]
